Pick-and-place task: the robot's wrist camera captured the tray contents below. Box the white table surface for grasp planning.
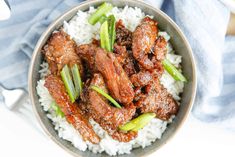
[0,102,234,157]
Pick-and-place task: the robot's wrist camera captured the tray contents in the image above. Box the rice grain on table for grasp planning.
[37,6,184,156]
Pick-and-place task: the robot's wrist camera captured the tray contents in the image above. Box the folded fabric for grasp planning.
[0,0,81,89]
[0,0,234,131]
[162,0,235,131]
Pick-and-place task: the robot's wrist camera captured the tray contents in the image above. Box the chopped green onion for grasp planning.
[119,113,156,131]
[51,101,64,118]
[99,15,107,24]
[71,64,83,97]
[100,20,111,52]
[61,64,83,103]
[100,15,116,52]
[107,15,116,51]
[91,85,121,108]
[61,65,76,103]
[88,2,113,25]
[132,113,156,131]
[119,120,136,131]
[162,59,187,82]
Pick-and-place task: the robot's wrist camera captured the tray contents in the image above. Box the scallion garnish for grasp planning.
[107,15,116,51]
[100,15,116,52]
[100,20,111,52]
[162,59,187,82]
[91,85,122,108]
[88,2,113,25]
[71,64,83,97]
[119,113,156,131]
[51,101,64,118]
[99,15,107,24]
[61,64,83,103]
[61,65,76,102]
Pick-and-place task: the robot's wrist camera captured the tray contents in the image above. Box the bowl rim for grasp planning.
[28,0,197,156]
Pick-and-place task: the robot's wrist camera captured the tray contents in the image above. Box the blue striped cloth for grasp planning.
[0,0,235,131]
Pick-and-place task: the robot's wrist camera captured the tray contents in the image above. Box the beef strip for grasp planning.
[96,48,135,105]
[113,43,128,64]
[122,53,137,77]
[132,17,158,70]
[75,44,97,72]
[44,75,100,144]
[130,71,153,87]
[133,86,145,102]
[153,36,167,61]
[77,44,134,104]
[111,131,137,142]
[135,78,178,121]
[116,19,132,49]
[113,20,139,76]
[150,36,168,77]
[86,73,137,142]
[151,59,165,78]
[42,31,83,77]
[113,44,136,76]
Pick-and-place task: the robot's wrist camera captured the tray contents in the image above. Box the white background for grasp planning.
[0,103,234,157]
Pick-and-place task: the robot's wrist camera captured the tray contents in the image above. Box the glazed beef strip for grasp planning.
[123,53,137,77]
[113,44,137,77]
[44,75,100,144]
[132,17,158,70]
[113,44,128,64]
[85,73,137,142]
[153,36,167,61]
[77,44,134,104]
[42,30,83,77]
[130,71,153,87]
[131,36,177,121]
[114,20,137,76]
[135,78,178,121]
[150,36,168,77]
[115,19,132,49]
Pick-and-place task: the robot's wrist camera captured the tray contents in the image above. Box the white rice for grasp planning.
[36,6,184,156]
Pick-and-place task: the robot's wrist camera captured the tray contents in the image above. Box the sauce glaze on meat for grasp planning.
[42,16,179,144]
[45,75,100,144]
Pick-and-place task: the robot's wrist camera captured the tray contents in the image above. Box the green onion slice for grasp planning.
[107,15,116,51]
[51,101,64,118]
[119,113,156,131]
[88,2,113,25]
[91,85,121,108]
[71,64,83,97]
[119,120,136,131]
[100,15,116,52]
[61,64,83,103]
[162,59,187,82]
[99,15,107,24]
[100,20,111,52]
[61,65,76,103]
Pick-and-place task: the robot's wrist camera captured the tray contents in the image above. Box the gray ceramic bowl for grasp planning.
[28,0,197,156]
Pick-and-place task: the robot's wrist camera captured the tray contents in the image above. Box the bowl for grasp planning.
[28,0,197,156]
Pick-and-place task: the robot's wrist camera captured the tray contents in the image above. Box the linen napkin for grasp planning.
[161,0,235,131]
[0,0,234,131]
